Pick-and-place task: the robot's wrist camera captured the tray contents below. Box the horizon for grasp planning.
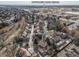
[0,1,79,6]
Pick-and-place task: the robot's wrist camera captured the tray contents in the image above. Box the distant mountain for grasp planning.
[0,5,79,9]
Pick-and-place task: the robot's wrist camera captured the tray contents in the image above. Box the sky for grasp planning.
[0,1,79,5]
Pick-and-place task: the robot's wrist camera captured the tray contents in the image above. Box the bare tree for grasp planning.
[28,13,35,54]
[42,20,48,41]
